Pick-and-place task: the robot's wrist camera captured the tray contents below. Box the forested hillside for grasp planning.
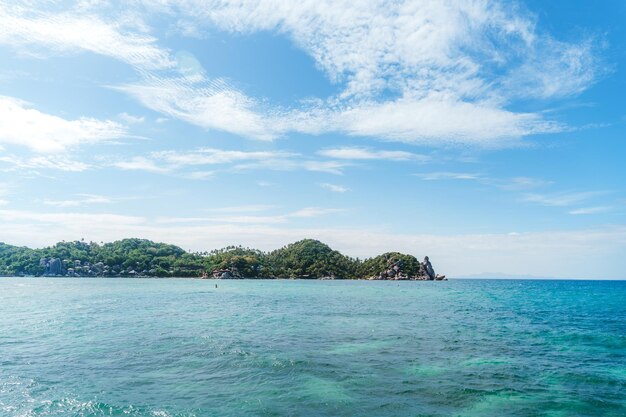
[0,238,439,280]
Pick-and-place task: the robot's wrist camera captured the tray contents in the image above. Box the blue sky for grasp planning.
[0,0,625,278]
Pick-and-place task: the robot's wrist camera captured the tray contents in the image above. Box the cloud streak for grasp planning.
[0,96,126,152]
[568,206,613,215]
[156,206,344,225]
[112,147,353,176]
[0,5,173,70]
[113,75,277,140]
[320,183,349,193]
[318,147,428,161]
[0,154,91,172]
[415,172,483,181]
[43,194,112,208]
[522,191,607,207]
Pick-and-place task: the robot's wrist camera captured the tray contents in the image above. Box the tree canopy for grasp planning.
[0,238,430,279]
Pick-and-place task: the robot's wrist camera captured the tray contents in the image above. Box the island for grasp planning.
[0,238,445,280]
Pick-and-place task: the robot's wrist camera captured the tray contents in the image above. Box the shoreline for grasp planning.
[2,276,625,281]
[0,275,446,281]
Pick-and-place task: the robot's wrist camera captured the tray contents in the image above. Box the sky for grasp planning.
[0,0,625,279]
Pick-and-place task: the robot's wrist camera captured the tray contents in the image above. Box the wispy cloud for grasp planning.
[0,5,173,70]
[0,154,91,172]
[183,170,214,180]
[153,148,298,167]
[328,98,561,146]
[318,147,428,162]
[157,206,344,225]
[568,206,613,215]
[414,172,552,191]
[118,112,145,124]
[205,205,276,214]
[301,161,350,175]
[320,183,349,193]
[290,207,345,218]
[43,194,112,208]
[0,209,144,226]
[113,75,277,140]
[174,1,594,99]
[414,172,613,215]
[115,67,563,145]
[111,147,352,176]
[415,172,483,181]
[522,191,607,207]
[157,215,288,225]
[496,177,552,191]
[113,156,168,173]
[0,96,126,152]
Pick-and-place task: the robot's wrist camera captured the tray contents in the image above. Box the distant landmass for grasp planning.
[0,238,445,280]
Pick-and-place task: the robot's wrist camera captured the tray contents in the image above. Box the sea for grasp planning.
[0,278,624,417]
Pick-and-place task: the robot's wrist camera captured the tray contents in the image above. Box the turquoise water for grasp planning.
[1,279,624,416]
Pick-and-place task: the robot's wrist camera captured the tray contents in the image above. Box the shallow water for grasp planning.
[1,278,624,416]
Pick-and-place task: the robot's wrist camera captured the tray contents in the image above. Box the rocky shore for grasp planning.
[368,256,446,280]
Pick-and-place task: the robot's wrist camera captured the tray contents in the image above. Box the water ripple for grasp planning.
[0,278,624,416]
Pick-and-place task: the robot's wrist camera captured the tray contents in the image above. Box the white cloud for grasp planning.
[0,154,91,172]
[302,160,350,175]
[114,76,277,140]
[153,148,298,167]
[569,206,613,215]
[330,97,561,146]
[318,147,427,161]
[496,176,551,191]
[184,170,214,180]
[113,61,564,147]
[118,112,145,124]
[43,194,112,208]
[113,156,169,173]
[168,1,526,97]
[523,191,607,207]
[206,205,276,214]
[320,183,349,193]
[289,207,345,218]
[157,215,288,225]
[110,147,351,176]
[156,206,343,225]
[0,96,126,152]
[504,39,598,100]
[0,5,173,70]
[0,209,144,226]
[414,172,554,195]
[415,172,483,181]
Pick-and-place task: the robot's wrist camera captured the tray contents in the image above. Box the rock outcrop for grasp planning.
[370,255,445,280]
[41,257,64,275]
